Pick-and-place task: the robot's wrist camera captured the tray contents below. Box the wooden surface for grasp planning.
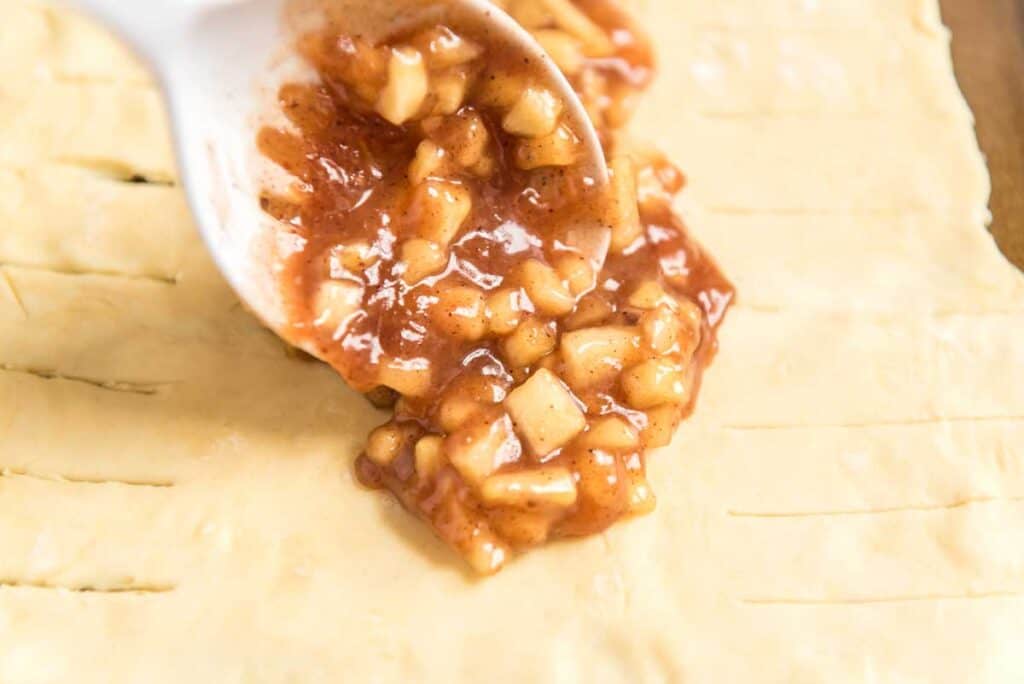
[941,0,1024,269]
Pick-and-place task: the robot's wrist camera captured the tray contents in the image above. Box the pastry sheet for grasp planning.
[1,0,1023,681]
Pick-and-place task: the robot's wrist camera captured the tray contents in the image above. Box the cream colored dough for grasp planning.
[0,165,192,281]
[2,0,1023,681]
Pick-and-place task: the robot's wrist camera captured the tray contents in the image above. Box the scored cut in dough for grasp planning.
[2,0,1023,682]
[0,79,172,180]
[692,208,1024,313]
[0,165,192,281]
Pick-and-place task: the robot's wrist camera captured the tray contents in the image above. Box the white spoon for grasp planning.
[61,0,609,345]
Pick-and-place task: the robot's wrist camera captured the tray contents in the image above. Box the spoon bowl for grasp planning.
[63,0,609,343]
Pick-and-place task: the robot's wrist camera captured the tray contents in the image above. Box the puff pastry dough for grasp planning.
[1,0,1022,681]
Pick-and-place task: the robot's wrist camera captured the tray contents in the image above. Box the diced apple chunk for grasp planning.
[561,326,640,390]
[378,357,432,397]
[447,413,522,484]
[465,530,508,575]
[508,0,553,28]
[505,368,586,456]
[400,239,447,284]
[627,473,657,514]
[376,47,429,125]
[502,318,557,367]
[481,467,578,508]
[438,395,485,433]
[628,280,676,311]
[431,67,470,115]
[438,375,508,432]
[607,156,642,253]
[639,305,680,355]
[555,252,595,296]
[312,280,363,337]
[366,423,407,466]
[486,288,527,336]
[581,416,640,450]
[488,507,554,547]
[514,124,579,169]
[622,359,687,409]
[516,259,575,316]
[676,297,705,363]
[477,71,527,109]
[408,140,452,185]
[431,286,488,340]
[455,118,491,168]
[417,26,483,69]
[642,405,679,448]
[541,0,615,57]
[428,110,492,168]
[408,180,472,247]
[503,87,563,138]
[414,435,445,478]
[328,241,377,276]
[565,293,613,330]
[604,80,642,129]
[533,29,584,75]
[561,223,611,272]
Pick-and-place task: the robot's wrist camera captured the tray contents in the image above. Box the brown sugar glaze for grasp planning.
[259,0,733,573]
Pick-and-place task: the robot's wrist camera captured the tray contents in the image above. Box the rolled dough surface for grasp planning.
[1,0,1023,681]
